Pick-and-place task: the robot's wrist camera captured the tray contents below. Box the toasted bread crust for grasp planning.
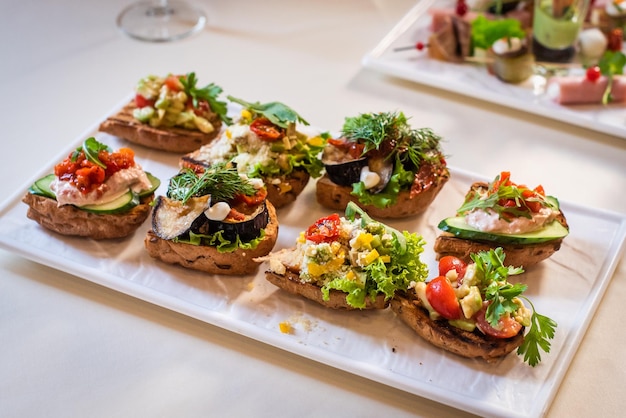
[264,270,388,310]
[434,181,569,267]
[144,200,279,275]
[22,193,153,240]
[391,291,524,361]
[315,165,449,218]
[98,101,221,153]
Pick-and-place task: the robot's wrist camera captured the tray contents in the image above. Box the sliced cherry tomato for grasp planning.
[249,117,284,142]
[475,302,522,339]
[438,256,467,279]
[134,94,155,108]
[305,213,341,244]
[425,276,462,320]
[164,74,184,91]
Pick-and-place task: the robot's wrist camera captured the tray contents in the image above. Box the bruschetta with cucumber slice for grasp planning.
[434,171,569,267]
[22,137,160,239]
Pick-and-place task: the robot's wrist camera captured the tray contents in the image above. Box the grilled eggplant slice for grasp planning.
[323,158,367,186]
[152,195,209,240]
[204,201,269,242]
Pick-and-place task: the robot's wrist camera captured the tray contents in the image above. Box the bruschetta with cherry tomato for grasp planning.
[144,162,278,275]
[180,96,326,209]
[23,137,160,239]
[391,248,557,366]
[255,202,429,309]
[99,72,230,153]
[434,171,569,267]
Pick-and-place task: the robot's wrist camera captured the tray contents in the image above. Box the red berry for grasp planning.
[416,42,425,51]
[456,0,468,16]
[586,66,601,82]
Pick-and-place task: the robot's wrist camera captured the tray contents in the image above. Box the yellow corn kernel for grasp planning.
[297,232,306,244]
[307,262,326,277]
[330,241,342,254]
[241,109,252,120]
[279,321,292,334]
[380,255,391,263]
[307,136,325,147]
[363,249,380,265]
[226,129,232,139]
[346,270,356,281]
[355,232,374,249]
[278,182,293,195]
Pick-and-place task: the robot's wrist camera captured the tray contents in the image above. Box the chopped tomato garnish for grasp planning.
[305,213,341,243]
[234,187,268,207]
[164,74,184,91]
[249,117,284,142]
[134,93,155,108]
[328,138,365,159]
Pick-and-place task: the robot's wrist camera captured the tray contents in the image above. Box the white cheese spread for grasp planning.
[465,207,558,234]
[51,165,152,207]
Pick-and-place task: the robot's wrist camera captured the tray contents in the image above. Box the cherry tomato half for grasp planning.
[250,117,284,142]
[164,74,184,91]
[438,256,467,279]
[425,276,462,320]
[305,213,341,244]
[475,302,522,339]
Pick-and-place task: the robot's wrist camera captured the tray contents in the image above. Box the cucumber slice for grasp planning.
[31,174,56,199]
[438,216,569,245]
[80,191,140,214]
[138,172,160,197]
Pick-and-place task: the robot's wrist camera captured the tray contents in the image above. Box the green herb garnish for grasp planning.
[71,137,111,169]
[598,50,626,105]
[456,172,558,220]
[227,96,309,128]
[167,163,256,204]
[179,72,232,125]
[471,248,557,367]
[470,15,525,51]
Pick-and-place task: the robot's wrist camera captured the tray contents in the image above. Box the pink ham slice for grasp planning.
[546,75,626,104]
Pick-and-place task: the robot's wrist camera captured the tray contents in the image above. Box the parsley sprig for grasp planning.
[341,111,443,167]
[167,163,256,204]
[179,72,232,125]
[227,96,309,128]
[471,248,557,367]
[598,50,626,105]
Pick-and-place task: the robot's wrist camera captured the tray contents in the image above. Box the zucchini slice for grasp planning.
[438,216,569,245]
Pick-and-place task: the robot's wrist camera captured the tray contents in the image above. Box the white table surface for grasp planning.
[1,1,625,417]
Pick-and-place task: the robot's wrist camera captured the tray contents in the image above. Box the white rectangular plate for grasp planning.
[362,0,626,139]
[1,104,625,418]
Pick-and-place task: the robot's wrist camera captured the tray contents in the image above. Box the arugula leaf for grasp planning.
[72,137,111,169]
[179,72,232,125]
[456,172,558,219]
[227,96,309,128]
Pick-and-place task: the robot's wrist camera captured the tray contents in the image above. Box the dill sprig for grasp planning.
[167,163,256,204]
[340,111,443,167]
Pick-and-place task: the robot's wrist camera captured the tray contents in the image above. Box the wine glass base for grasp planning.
[117,1,206,42]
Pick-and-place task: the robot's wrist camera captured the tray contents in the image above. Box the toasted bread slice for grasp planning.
[22,193,153,240]
[315,164,449,219]
[391,290,524,362]
[99,101,222,153]
[144,200,279,275]
[264,270,388,310]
